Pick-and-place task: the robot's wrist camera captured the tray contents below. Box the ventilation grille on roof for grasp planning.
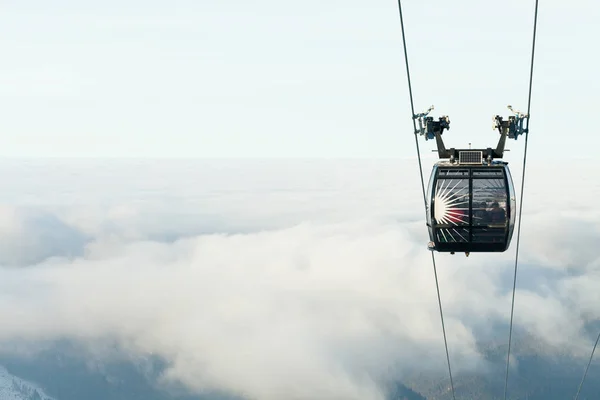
[458,150,483,165]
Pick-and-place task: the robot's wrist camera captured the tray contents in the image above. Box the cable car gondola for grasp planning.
[417,106,527,255]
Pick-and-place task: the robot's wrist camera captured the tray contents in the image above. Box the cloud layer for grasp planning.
[0,158,598,400]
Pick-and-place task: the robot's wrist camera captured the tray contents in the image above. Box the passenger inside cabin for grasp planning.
[489,202,506,224]
[473,202,489,224]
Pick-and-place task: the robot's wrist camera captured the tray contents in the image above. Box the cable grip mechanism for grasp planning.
[413,105,450,140]
[493,105,529,140]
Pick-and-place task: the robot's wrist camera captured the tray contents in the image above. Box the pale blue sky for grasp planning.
[1,0,597,159]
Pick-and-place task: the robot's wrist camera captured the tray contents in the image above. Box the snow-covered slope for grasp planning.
[0,366,54,400]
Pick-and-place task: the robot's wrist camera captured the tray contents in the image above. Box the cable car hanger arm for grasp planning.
[413,105,530,162]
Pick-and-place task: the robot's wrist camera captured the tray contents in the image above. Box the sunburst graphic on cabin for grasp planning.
[434,179,469,225]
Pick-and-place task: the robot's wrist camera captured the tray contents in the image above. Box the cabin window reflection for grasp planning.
[472,178,507,226]
[436,227,469,243]
[472,228,506,243]
[433,178,470,226]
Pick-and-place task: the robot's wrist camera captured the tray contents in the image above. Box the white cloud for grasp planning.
[0,158,598,399]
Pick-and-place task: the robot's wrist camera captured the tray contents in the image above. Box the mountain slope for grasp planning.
[0,366,54,400]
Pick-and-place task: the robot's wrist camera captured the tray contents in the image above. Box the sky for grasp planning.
[0,158,599,400]
[1,0,599,159]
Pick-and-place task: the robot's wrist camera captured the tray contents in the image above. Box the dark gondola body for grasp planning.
[426,156,516,253]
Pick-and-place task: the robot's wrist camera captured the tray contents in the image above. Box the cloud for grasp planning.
[0,205,87,266]
[0,158,598,399]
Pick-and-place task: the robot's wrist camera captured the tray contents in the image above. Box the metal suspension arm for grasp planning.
[413,105,451,158]
[413,105,450,140]
[494,105,529,140]
[413,104,530,162]
[493,105,530,158]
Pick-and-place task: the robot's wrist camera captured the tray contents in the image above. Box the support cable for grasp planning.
[503,1,539,399]
[396,1,456,399]
[574,330,600,400]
